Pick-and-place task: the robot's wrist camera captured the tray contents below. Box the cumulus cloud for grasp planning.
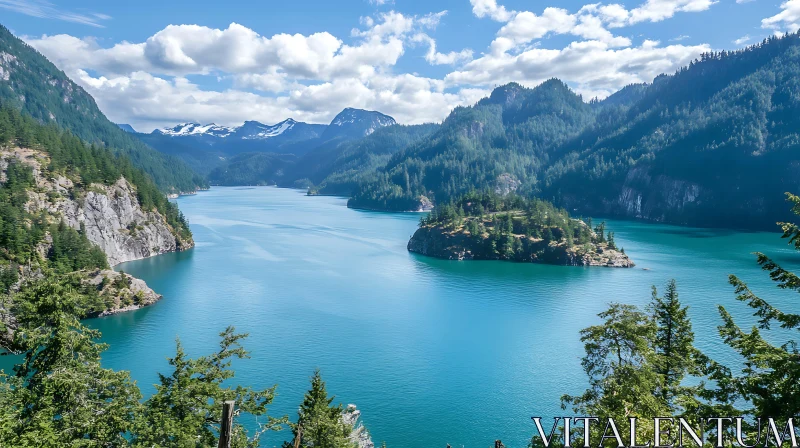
[733,34,751,45]
[762,0,800,32]
[412,34,474,65]
[627,0,717,24]
[30,23,408,81]
[0,0,110,28]
[470,0,516,22]
[72,69,485,131]
[446,39,710,99]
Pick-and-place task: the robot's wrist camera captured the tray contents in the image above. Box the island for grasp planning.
[407,193,634,267]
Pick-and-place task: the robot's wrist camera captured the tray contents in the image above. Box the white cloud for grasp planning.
[628,0,717,23]
[369,0,394,5]
[73,69,484,131]
[733,34,751,45]
[446,39,710,99]
[29,23,405,81]
[669,34,691,41]
[0,0,110,27]
[412,34,474,65]
[762,0,800,32]
[470,0,516,22]
[736,0,755,3]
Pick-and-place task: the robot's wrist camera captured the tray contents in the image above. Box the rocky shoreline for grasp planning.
[408,224,634,267]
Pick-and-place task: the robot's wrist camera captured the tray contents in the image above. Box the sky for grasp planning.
[1,0,798,132]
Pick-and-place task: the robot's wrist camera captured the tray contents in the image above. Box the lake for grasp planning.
[87,186,797,448]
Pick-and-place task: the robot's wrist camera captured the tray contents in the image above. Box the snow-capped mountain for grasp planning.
[139,109,397,172]
[322,108,397,141]
[154,122,236,138]
[153,118,325,144]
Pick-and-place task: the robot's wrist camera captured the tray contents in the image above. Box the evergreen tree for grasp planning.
[708,193,800,418]
[132,327,285,448]
[0,276,142,447]
[284,370,356,448]
[649,280,697,408]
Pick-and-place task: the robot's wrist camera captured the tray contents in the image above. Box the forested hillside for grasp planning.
[346,32,800,229]
[348,80,597,211]
[542,32,800,229]
[299,123,440,196]
[0,25,206,193]
[0,105,192,291]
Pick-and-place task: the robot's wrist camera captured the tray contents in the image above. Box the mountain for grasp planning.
[151,108,399,185]
[0,24,206,193]
[117,123,136,133]
[346,31,800,229]
[148,118,326,154]
[321,108,396,141]
[541,32,800,229]
[300,123,440,195]
[348,79,594,212]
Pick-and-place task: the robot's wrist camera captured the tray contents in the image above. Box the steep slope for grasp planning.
[0,105,193,326]
[542,32,800,229]
[293,123,440,195]
[344,32,800,229]
[0,24,206,193]
[348,80,596,211]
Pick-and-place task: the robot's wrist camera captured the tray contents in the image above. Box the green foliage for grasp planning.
[348,81,594,211]
[302,124,439,196]
[543,31,800,229]
[707,193,800,418]
[283,370,356,448]
[208,152,297,186]
[132,327,285,448]
[561,281,703,445]
[0,276,142,447]
[417,191,603,262]
[0,279,291,447]
[0,25,206,194]
[335,33,800,229]
[649,280,697,406]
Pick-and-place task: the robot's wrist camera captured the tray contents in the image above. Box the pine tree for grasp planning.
[132,327,285,448]
[649,280,696,407]
[709,193,800,418]
[0,276,142,447]
[284,370,356,448]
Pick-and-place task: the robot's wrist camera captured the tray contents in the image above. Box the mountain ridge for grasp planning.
[0,24,206,194]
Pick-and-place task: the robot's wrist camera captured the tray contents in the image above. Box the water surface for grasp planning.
[88,187,798,448]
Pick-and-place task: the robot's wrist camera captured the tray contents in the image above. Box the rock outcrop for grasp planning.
[3,147,193,266]
[342,404,374,448]
[83,269,162,317]
[408,223,634,267]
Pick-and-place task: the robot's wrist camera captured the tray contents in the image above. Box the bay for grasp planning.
[82,187,799,447]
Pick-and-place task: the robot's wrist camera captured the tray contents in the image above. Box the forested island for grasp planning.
[408,192,633,267]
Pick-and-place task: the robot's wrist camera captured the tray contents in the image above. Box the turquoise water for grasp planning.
[56,187,800,447]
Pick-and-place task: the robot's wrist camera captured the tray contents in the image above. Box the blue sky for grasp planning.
[1,0,797,131]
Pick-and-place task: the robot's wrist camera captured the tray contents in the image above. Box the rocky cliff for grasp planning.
[408,223,634,267]
[2,147,193,266]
